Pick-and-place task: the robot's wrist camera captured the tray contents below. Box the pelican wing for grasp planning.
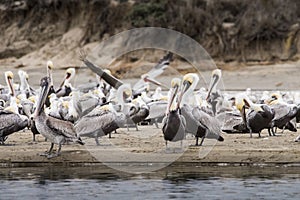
[216,111,244,132]
[0,110,15,128]
[147,52,173,78]
[192,107,223,137]
[75,109,116,135]
[133,52,173,91]
[145,101,168,119]
[45,117,77,138]
[81,58,123,89]
[271,104,292,121]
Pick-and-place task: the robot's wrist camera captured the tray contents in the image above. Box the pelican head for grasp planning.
[47,60,53,70]
[206,69,221,100]
[117,84,132,103]
[46,60,54,85]
[59,68,75,88]
[18,70,25,79]
[28,95,37,103]
[171,78,181,88]
[5,71,14,96]
[166,78,182,113]
[266,92,282,105]
[65,68,76,80]
[181,73,199,94]
[99,104,114,112]
[235,93,263,113]
[34,77,51,117]
[5,71,14,80]
[18,70,30,91]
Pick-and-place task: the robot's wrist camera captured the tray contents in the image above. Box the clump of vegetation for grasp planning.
[127,0,167,27]
[1,0,300,62]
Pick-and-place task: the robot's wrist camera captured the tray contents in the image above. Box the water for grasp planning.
[0,165,300,199]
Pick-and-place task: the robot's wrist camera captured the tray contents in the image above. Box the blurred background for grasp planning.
[0,0,299,86]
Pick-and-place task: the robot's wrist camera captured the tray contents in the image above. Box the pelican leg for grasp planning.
[154,119,159,129]
[108,132,112,138]
[126,124,129,131]
[268,128,272,136]
[47,144,61,159]
[195,137,199,146]
[249,129,253,138]
[40,143,54,156]
[135,124,139,131]
[246,122,252,138]
[0,136,8,145]
[165,140,169,151]
[95,137,100,146]
[281,125,286,134]
[199,137,205,146]
[32,134,36,142]
[271,127,276,136]
[258,131,261,138]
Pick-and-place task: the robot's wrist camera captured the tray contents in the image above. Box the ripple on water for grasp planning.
[0,166,300,199]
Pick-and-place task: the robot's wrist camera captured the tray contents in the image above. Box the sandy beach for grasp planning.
[1,125,299,168]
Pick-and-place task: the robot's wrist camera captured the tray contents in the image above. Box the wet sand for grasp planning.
[0,126,299,167]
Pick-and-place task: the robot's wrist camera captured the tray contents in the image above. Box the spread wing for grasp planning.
[133,52,173,91]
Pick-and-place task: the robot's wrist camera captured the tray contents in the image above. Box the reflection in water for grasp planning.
[0,165,300,199]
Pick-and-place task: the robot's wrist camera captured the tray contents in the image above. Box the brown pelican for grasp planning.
[179,73,224,146]
[0,71,15,102]
[206,69,223,116]
[151,87,166,101]
[178,73,205,146]
[0,109,28,144]
[32,77,84,158]
[64,91,82,123]
[162,78,186,148]
[266,93,298,135]
[80,53,165,100]
[145,98,168,128]
[18,70,35,98]
[75,103,126,145]
[206,69,221,100]
[56,68,76,98]
[17,94,35,118]
[127,96,149,131]
[0,96,28,144]
[235,94,274,137]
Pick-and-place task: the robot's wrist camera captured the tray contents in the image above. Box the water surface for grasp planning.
[0,165,299,199]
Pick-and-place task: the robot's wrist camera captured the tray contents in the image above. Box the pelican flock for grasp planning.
[0,51,300,158]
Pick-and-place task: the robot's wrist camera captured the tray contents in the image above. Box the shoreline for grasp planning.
[1,128,299,168]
